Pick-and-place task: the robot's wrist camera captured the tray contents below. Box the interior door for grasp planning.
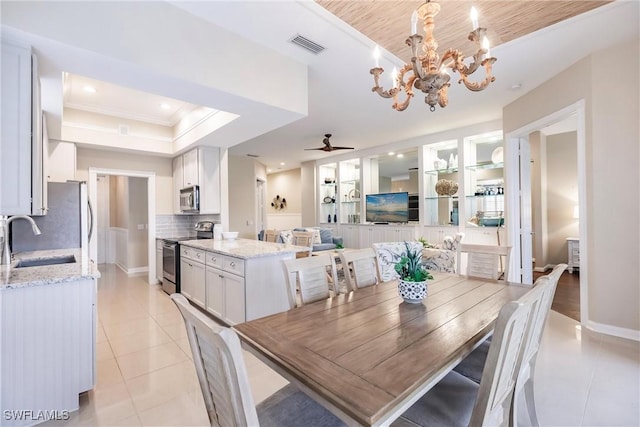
[506,137,533,284]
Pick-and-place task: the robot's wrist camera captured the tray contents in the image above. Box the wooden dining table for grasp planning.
[233,272,530,426]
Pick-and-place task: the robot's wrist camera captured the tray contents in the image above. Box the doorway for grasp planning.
[505,100,588,325]
[88,167,156,285]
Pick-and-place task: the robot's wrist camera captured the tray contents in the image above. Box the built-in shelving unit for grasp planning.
[319,163,337,224]
[339,159,360,224]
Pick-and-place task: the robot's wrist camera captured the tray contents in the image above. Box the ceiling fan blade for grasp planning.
[330,146,355,150]
[304,148,327,151]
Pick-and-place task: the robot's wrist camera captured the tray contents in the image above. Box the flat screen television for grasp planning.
[365,192,409,223]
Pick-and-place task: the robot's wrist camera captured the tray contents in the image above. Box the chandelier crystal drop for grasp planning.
[370,1,496,112]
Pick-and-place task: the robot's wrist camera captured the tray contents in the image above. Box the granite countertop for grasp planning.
[1,248,101,290]
[180,238,310,259]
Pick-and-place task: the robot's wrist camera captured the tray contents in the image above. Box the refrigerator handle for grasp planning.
[87,199,94,242]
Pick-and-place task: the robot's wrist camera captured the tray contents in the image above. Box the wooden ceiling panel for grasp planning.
[316,0,610,60]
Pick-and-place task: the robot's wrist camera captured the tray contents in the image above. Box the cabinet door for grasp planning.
[180,259,193,299]
[173,156,183,214]
[156,248,163,283]
[225,273,246,325]
[190,261,206,308]
[1,42,32,215]
[183,149,199,187]
[341,225,359,249]
[397,227,416,242]
[199,147,221,214]
[205,266,225,319]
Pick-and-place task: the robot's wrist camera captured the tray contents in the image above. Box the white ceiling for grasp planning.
[3,1,638,172]
[63,73,201,127]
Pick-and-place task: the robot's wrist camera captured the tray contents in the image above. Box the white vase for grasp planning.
[398,279,428,303]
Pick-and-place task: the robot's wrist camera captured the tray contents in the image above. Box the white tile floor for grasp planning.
[44,264,639,426]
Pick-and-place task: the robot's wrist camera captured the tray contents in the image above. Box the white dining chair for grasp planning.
[264,229,279,243]
[292,231,314,258]
[451,264,566,426]
[339,248,381,291]
[372,241,424,282]
[457,242,512,280]
[282,254,338,308]
[398,279,552,427]
[170,293,346,427]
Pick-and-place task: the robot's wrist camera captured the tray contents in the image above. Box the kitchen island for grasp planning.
[179,238,308,324]
[1,249,100,427]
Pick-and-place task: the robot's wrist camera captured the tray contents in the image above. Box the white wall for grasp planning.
[300,161,316,226]
[76,147,173,214]
[503,39,640,335]
[128,177,148,270]
[228,156,267,239]
[267,168,302,229]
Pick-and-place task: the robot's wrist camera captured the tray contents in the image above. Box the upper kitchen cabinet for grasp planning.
[173,146,220,214]
[423,140,459,227]
[1,41,47,216]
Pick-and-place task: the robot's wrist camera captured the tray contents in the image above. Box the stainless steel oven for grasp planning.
[161,221,214,295]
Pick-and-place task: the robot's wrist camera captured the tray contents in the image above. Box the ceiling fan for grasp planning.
[305,134,354,152]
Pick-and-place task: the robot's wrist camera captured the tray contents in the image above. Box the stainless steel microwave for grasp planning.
[180,185,199,213]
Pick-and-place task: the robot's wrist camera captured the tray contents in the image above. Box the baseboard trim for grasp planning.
[127,267,149,277]
[585,320,640,342]
[533,264,555,273]
[114,263,148,277]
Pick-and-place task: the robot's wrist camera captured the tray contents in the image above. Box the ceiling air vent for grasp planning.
[289,34,325,54]
[118,124,130,136]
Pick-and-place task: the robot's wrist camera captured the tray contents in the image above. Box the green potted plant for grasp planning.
[394,241,433,303]
[335,242,344,252]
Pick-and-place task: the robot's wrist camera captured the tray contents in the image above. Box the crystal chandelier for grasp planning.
[370,1,496,112]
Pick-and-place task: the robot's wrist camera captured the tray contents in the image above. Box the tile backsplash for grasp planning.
[155,214,219,238]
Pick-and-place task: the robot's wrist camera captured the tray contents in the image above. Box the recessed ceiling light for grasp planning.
[267,169,272,173]
[397,153,404,158]
[160,102,171,110]
[510,83,522,91]
[280,162,286,166]
[83,85,96,93]
[388,152,395,156]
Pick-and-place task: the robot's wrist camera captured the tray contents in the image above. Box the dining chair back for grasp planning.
[264,229,278,243]
[339,248,380,291]
[372,241,423,282]
[516,263,567,426]
[400,284,545,427]
[292,231,314,257]
[457,242,512,280]
[282,254,338,308]
[171,293,346,427]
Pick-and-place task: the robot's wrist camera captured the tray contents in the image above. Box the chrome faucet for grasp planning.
[0,215,42,266]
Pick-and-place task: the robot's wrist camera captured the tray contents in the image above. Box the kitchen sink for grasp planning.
[15,255,76,268]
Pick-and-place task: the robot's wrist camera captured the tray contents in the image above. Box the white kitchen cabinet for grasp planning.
[422,226,458,246]
[48,140,76,182]
[463,227,505,245]
[341,225,360,248]
[205,253,246,325]
[173,156,183,214]
[182,149,199,187]
[180,246,206,307]
[1,41,47,216]
[1,277,96,424]
[172,147,221,214]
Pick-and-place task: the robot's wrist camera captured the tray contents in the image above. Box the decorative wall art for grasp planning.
[271,195,287,210]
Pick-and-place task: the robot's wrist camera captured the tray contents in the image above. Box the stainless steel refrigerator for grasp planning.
[11,181,93,252]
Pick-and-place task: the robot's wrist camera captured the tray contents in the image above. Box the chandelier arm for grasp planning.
[393,75,417,111]
[370,67,400,98]
[457,58,496,91]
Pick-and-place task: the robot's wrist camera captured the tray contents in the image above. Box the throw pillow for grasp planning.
[279,230,293,244]
[319,228,333,244]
